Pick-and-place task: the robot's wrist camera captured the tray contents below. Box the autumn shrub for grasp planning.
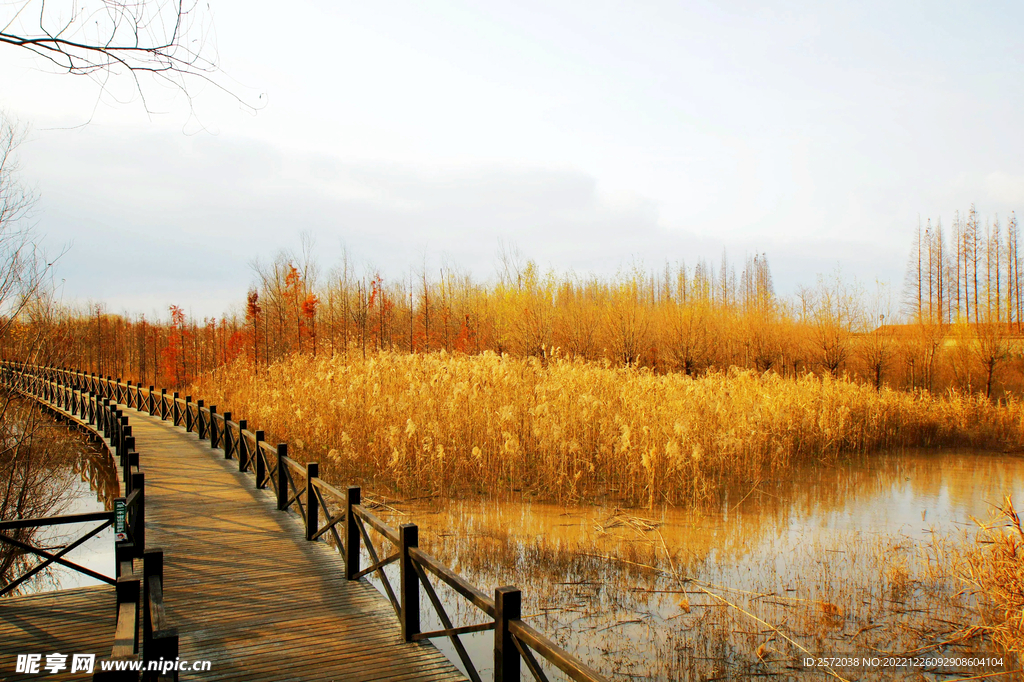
[191,350,1024,506]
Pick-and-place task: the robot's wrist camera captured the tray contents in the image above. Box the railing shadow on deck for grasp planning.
[2,362,610,682]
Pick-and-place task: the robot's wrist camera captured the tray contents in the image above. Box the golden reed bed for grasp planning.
[191,350,1024,507]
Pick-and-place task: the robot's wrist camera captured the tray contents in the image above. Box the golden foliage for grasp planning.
[191,350,1024,507]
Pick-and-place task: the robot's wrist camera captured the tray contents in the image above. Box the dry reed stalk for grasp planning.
[954,496,1024,661]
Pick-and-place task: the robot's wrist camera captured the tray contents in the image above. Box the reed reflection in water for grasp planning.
[361,450,1024,680]
[0,408,119,596]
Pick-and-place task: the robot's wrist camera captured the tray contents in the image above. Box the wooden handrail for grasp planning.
[309,476,348,503]
[410,547,496,617]
[352,504,401,545]
[0,510,115,531]
[510,619,607,682]
[0,363,181,681]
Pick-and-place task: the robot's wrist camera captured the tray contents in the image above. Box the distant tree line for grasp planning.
[7,206,1024,399]
[905,205,1021,327]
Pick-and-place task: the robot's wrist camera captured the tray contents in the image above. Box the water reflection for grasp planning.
[0,440,119,596]
[367,450,1024,680]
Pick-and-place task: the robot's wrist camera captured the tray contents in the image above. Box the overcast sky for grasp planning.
[1,0,1022,319]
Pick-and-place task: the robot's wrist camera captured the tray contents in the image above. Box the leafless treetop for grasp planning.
[1,0,259,111]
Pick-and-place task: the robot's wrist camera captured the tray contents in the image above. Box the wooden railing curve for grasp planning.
[0,362,179,681]
[3,363,609,682]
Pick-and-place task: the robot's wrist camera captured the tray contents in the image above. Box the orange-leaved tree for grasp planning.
[161,305,188,388]
[246,288,261,372]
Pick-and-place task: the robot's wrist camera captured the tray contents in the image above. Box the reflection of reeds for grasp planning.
[0,397,110,595]
[194,351,1024,507]
[369,498,1010,681]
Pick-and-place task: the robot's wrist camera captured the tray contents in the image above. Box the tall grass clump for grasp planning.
[956,497,1024,660]
[192,351,1024,507]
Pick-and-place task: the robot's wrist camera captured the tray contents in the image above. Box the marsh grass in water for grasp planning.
[347,452,1024,680]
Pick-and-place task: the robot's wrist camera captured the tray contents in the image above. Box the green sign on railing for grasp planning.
[114,498,127,541]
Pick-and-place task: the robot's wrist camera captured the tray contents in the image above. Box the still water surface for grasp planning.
[6,446,118,595]
[364,450,1024,680]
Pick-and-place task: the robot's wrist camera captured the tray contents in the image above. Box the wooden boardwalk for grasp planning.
[0,586,115,681]
[2,366,610,682]
[116,405,466,681]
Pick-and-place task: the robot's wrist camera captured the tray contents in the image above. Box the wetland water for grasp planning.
[1,444,118,595]
[364,450,1024,680]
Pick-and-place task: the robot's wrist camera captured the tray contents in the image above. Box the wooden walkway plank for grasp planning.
[0,585,115,681]
[119,406,467,682]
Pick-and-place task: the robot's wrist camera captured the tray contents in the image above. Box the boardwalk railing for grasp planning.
[0,511,117,597]
[4,362,609,682]
[0,363,179,682]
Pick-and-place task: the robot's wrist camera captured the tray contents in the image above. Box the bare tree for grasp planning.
[1,0,259,111]
[0,112,56,349]
[858,282,897,390]
[799,271,863,376]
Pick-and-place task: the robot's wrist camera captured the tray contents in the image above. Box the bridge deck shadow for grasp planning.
[0,585,115,681]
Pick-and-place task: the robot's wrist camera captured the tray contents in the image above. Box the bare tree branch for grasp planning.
[1,0,262,114]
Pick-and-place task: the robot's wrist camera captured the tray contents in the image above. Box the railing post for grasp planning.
[115,413,126,460]
[209,405,218,447]
[276,443,288,510]
[195,400,204,438]
[114,539,134,580]
[160,388,167,420]
[119,424,132,466]
[185,396,193,433]
[142,548,177,682]
[131,471,145,557]
[238,420,249,471]
[222,411,232,458]
[494,586,522,682]
[344,485,360,577]
[255,431,266,488]
[399,523,420,642]
[172,392,180,426]
[123,437,136,491]
[305,462,319,540]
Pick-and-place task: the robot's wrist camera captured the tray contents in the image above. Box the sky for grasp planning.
[1,0,1023,319]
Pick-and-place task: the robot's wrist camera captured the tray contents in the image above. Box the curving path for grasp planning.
[121,405,465,681]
